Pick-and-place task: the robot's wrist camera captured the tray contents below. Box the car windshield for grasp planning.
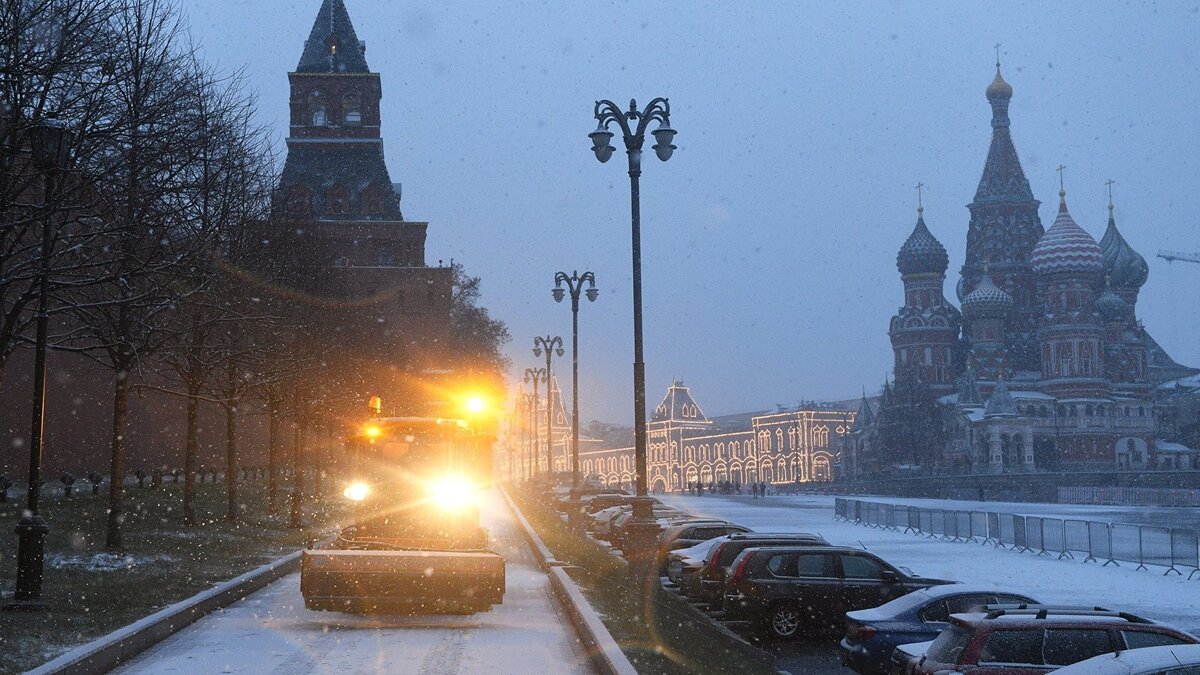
[2,2,1196,674]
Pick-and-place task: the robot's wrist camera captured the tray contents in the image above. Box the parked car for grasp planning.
[665,536,730,589]
[657,521,751,574]
[1050,643,1200,674]
[838,585,1038,675]
[898,605,1199,675]
[611,512,705,550]
[581,493,647,514]
[604,506,687,544]
[722,546,955,639]
[689,532,831,607]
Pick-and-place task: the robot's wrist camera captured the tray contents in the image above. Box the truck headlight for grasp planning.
[343,482,370,502]
[430,475,475,512]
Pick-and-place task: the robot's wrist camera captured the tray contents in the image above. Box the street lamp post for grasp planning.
[553,271,597,527]
[6,119,73,611]
[519,391,535,481]
[588,98,675,573]
[522,367,547,479]
[532,336,564,479]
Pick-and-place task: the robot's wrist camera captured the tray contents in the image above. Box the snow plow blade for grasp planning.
[301,549,505,614]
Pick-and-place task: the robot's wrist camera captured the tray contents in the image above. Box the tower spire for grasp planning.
[297,0,369,73]
[1056,163,1067,210]
[1106,178,1115,215]
[916,181,925,216]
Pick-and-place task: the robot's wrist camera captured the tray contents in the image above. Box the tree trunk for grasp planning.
[183,382,199,525]
[311,417,322,500]
[289,398,304,529]
[225,400,238,523]
[267,388,279,514]
[106,365,130,549]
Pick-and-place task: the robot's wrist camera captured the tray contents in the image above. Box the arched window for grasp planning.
[287,185,311,217]
[327,184,349,214]
[343,95,361,124]
[361,184,384,215]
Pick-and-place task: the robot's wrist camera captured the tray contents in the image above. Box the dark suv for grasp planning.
[899,605,1200,674]
[689,532,830,606]
[722,546,955,639]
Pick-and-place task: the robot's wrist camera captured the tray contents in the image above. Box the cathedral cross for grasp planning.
[1106,178,1115,211]
[915,182,924,213]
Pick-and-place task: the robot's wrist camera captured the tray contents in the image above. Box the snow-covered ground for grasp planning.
[662,494,1200,634]
[114,490,592,675]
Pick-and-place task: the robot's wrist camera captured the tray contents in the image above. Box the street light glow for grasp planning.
[465,395,487,415]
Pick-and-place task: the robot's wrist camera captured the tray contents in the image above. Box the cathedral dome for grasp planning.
[1099,209,1149,290]
[897,211,949,276]
[961,270,1013,318]
[986,66,1013,101]
[1031,196,1104,277]
[1096,284,1129,322]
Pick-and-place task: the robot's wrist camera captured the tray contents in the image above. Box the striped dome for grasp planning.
[1030,198,1104,276]
[962,271,1013,318]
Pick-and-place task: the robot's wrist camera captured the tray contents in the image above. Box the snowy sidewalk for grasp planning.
[662,494,1200,634]
[114,489,593,674]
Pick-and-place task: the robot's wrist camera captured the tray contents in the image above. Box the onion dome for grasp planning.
[983,376,1018,418]
[961,270,1013,318]
[1030,193,1104,277]
[896,208,949,276]
[986,65,1013,101]
[1096,285,1129,323]
[1099,204,1149,290]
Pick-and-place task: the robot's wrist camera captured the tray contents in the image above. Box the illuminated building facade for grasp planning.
[577,381,856,490]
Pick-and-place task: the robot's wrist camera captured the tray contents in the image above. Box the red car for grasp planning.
[897,605,1199,675]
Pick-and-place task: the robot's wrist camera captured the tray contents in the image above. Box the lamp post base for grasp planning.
[4,514,50,611]
[566,488,584,531]
[622,496,661,578]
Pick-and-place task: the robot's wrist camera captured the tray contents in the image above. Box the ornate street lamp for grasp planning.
[523,367,547,478]
[553,271,597,526]
[6,118,74,611]
[521,391,536,481]
[588,98,674,572]
[532,336,564,479]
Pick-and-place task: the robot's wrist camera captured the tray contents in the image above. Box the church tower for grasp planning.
[889,202,961,393]
[959,64,1044,373]
[1030,188,1107,401]
[1098,192,1151,396]
[276,1,452,378]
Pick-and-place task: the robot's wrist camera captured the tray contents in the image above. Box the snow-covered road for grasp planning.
[115,490,592,674]
[662,494,1200,635]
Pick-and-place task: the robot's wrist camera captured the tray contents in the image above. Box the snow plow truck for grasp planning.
[300,398,505,614]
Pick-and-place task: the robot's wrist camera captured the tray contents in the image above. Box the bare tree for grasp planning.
[0,0,125,397]
[55,0,213,548]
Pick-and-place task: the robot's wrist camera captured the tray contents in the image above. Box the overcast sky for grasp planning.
[185,1,1200,424]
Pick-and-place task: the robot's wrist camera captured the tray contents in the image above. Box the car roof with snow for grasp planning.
[1050,644,1200,674]
[847,585,1038,622]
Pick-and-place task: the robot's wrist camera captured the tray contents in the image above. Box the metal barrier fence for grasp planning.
[836,497,1200,579]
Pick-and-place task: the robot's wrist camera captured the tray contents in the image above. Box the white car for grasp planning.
[664,535,730,585]
[1050,644,1200,674]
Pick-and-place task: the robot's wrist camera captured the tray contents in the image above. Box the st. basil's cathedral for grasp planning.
[875,63,1198,475]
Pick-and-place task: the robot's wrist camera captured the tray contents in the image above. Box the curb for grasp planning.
[500,487,638,675]
[29,550,303,675]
